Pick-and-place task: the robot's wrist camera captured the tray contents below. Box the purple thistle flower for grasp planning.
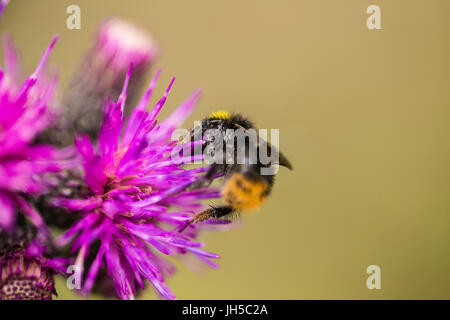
[53,66,222,300]
[0,35,67,233]
[0,2,72,300]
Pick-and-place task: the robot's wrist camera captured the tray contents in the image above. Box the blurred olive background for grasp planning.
[1,0,450,299]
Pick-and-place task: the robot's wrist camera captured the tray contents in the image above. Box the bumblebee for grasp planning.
[179,111,292,232]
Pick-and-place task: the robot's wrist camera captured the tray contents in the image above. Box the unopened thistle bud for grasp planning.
[0,249,56,300]
[61,17,158,144]
[0,218,61,300]
[0,241,66,300]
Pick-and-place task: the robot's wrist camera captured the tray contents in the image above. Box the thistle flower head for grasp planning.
[54,66,221,300]
[0,35,63,232]
[0,238,66,300]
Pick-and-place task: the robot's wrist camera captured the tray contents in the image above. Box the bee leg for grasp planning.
[179,210,213,233]
[179,205,234,233]
[189,164,224,190]
[188,178,211,190]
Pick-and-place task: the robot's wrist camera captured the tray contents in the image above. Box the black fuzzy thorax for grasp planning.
[194,113,274,194]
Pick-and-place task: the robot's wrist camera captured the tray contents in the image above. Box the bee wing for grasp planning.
[258,137,293,170]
